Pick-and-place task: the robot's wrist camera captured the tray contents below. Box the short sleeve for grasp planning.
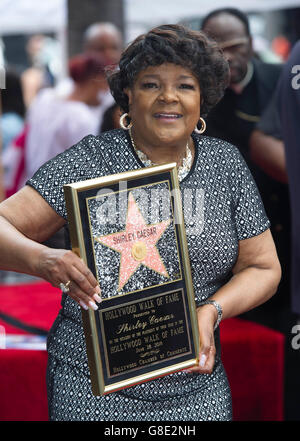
[228,144,271,240]
[26,135,105,220]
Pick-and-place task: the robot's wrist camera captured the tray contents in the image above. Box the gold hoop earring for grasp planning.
[194,117,206,134]
[120,113,133,130]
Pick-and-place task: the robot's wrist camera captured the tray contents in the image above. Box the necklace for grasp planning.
[129,129,193,182]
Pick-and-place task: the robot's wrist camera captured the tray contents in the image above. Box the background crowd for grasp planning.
[0,2,300,420]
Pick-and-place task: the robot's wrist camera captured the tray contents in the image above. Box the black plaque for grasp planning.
[63,163,199,395]
[100,289,192,382]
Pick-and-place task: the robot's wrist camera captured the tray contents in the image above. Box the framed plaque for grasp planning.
[63,163,199,396]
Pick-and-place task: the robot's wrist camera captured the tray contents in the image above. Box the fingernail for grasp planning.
[184,369,192,373]
[95,285,101,294]
[89,300,98,311]
[93,294,102,303]
[199,354,207,367]
[79,301,88,310]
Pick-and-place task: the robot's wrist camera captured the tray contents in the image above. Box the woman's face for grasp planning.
[125,63,201,148]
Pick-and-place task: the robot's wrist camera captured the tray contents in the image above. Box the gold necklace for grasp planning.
[129,129,193,182]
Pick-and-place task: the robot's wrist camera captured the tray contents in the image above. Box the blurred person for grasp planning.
[1,68,25,153]
[250,91,287,184]
[1,69,26,202]
[251,40,300,320]
[277,41,300,322]
[201,8,290,332]
[0,24,281,421]
[249,41,300,419]
[83,22,123,64]
[0,74,33,283]
[201,8,282,152]
[0,85,36,283]
[25,53,109,182]
[2,125,28,200]
[21,34,54,108]
[56,22,123,129]
[23,53,110,253]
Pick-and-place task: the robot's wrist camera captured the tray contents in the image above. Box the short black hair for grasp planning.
[108,24,229,117]
[201,8,250,36]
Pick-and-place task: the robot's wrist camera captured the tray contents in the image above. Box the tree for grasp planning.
[67,0,124,57]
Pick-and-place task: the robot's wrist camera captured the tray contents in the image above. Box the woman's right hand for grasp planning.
[37,247,101,310]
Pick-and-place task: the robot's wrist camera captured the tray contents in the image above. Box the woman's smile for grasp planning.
[125,63,201,151]
[153,112,183,122]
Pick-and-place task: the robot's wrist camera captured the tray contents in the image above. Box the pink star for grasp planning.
[95,192,170,291]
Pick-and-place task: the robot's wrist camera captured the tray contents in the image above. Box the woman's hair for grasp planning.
[108,24,229,117]
[69,53,107,83]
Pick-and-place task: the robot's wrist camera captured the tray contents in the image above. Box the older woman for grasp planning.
[0,25,280,421]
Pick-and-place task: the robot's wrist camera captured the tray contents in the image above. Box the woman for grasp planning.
[24,53,110,182]
[0,25,281,421]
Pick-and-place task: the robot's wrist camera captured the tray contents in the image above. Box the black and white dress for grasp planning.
[27,129,270,421]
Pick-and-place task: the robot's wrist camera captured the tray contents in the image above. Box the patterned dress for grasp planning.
[26,129,270,421]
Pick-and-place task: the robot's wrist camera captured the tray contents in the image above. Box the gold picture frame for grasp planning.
[63,163,199,395]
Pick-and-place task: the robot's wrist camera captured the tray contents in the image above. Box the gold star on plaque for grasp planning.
[95,192,170,290]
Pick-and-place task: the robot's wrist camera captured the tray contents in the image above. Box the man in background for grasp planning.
[56,22,123,129]
[201,8,290,333]
[82,22,123,64]
[249,40,300,420]
[24,22,123,250]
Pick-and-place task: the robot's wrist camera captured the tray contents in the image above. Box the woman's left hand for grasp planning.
[184,304,217,374]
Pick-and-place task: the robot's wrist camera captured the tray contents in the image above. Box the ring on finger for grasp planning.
[59,280,72,293]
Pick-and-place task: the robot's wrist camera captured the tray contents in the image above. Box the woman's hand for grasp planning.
[37,247,101,311]
[185,304,217,374]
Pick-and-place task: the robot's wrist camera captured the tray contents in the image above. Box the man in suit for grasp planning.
[201,8,290,332]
